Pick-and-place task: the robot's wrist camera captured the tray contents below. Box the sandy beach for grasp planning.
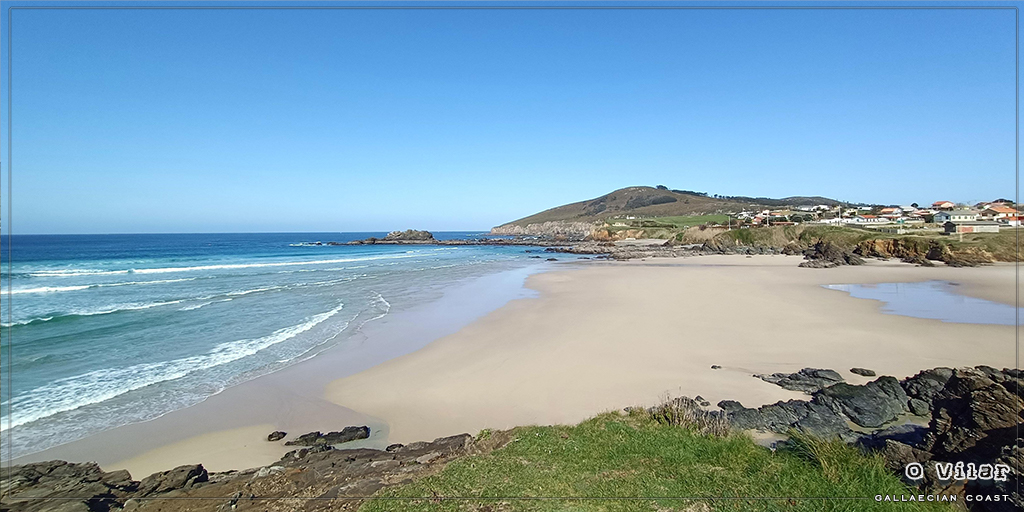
[16,255,1017,478]
[327,255,1017,445]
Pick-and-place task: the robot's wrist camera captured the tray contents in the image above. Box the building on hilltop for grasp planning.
[934,209,978,223]
[980,205,1018,220]
[931,200,955,210]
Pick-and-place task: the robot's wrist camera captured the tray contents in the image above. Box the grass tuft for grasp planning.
[360,413,953,512]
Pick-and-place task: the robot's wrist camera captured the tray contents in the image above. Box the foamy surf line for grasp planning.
[25,253,424,277]
[2,300,186,327]
[0,303,346,431]
[8,278,197,295]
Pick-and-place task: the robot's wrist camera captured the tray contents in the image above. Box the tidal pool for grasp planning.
[823,281,1019,326]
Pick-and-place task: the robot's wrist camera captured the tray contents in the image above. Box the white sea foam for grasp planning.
[1,316,55,327]
[8,278,196,295]
[0,303,345,431]
[3,300,184,326]
[25,253,422,278]
[8,285,92,295]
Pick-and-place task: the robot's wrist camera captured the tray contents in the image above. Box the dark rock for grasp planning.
[901,367,954,404]
[716,400,744,413]
[694,395,710,407]
[798,241,864,268]
[850,367,876,377]
[284,426,370,446]
[814,376,909,428]
[546,258,558,261]
[2,432,487,512]
[756,368,844,394]
[872,367,1024,508]
[725,407,765,430]
[0,461,138,512]
[876,439,935,475]
[907,398,931,416]
[858,423,930,451]
[920,368,1022,461]
[724,399,855,441]
[385,443,404,452]
[901,254,935,267]
[793,402,857,441]
[136,464,208,496]
[267,430,286,442]
[710,365,722,369]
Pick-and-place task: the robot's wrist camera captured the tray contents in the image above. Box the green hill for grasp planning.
[495,186,846,229]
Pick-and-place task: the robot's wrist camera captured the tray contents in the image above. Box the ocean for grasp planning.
[0,232,540,459]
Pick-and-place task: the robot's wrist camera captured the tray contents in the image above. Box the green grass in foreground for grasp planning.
[360,412,952,512]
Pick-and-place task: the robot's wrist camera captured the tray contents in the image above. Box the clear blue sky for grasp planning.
[0,3,1016,234]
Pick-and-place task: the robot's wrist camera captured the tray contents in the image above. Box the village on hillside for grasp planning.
[735,199,1019,235]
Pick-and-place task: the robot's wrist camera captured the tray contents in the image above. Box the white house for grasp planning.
[853,215,887,224]
[934,209,977,223]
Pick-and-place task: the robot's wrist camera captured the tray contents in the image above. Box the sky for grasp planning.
[0,3,1016,234]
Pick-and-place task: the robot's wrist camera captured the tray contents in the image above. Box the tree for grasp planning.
[656,185,668,190]
[911,202,919,208]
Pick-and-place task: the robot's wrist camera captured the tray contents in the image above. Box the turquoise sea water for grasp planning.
[0,232,539,458]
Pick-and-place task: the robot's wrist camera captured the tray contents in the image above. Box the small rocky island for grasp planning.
[348,229,437,244]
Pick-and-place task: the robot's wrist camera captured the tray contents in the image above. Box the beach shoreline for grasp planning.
[11,264,548,477]
[11,254,1017,479]
[327,255,1017,445]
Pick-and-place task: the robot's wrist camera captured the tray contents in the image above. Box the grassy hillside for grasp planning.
[361,411,950,512]
[495,186,853,229]
[497,187,745,228]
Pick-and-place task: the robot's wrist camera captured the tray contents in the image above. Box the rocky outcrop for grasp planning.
[283,426,370,446]
[135,464,208,496]
[724,398,856,441]
[0,461,137,512]
[797,241,865,268]
[871,367,1023,511]
[730,365,1022,511]
[490,221,598,240]
[266,431,286,442]
[1,433,491,512]
[855,238,998,266]
[814,377,909,428]
[384,229,435,242]
[755,368,844,393]
[351,230,436,244]
[850,367,876,377]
